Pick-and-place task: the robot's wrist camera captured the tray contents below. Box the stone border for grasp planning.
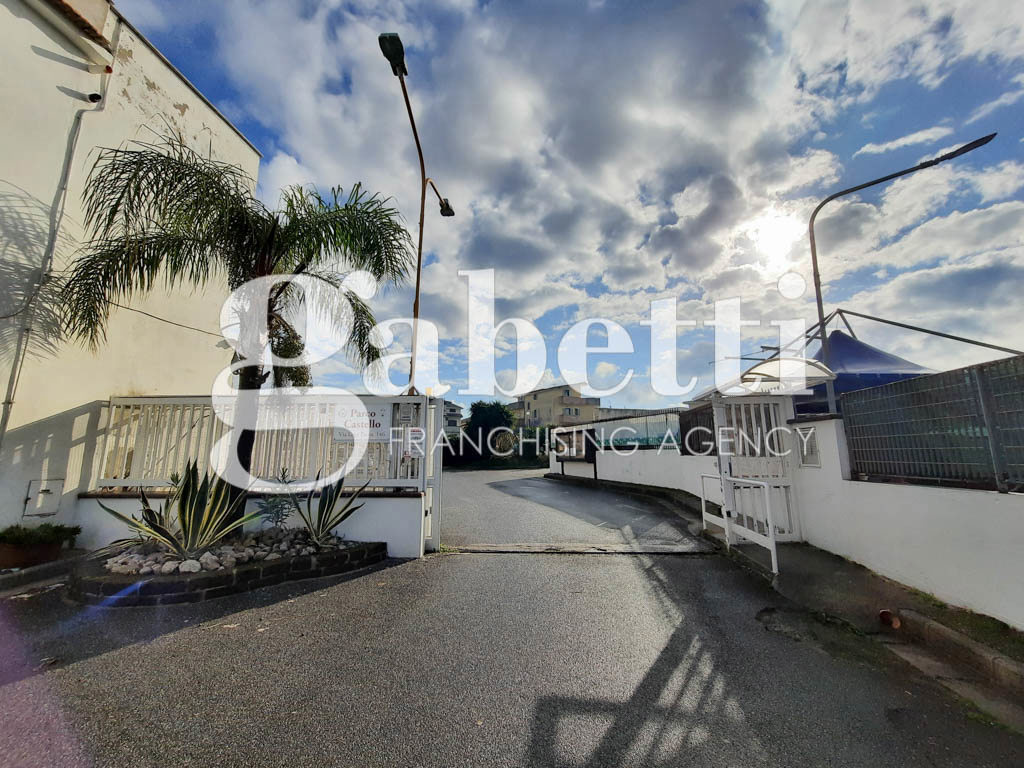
[68,542,387,607]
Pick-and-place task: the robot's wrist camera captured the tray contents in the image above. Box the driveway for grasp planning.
[442,468,695,548]
[0,470,1021,767]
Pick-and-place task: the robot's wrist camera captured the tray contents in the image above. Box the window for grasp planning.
[574,408,579,415]
[564,389,570,396]
[796,427,820,467]
[563,408,571,415]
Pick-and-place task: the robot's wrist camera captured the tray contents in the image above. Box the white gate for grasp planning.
[700,394,801,573]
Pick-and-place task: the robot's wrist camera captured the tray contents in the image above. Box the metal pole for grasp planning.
[398,73,427,395]
[807,132,996,414]
[837,309,1023,357]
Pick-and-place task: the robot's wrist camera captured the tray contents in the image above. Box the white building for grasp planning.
[0,0,260,535]
[442,400,464,435]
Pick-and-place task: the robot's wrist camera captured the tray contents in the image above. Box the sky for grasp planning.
[118,0,1024,411]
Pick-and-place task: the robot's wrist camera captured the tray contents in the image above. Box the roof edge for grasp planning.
[111,7,262,159]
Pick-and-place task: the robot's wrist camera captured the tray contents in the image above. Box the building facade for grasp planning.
[442,400,464,435]
[510,384,600,427]
[0,0,260,531]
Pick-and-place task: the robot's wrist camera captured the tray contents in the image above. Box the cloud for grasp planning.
[965,73,1024,124]
[123,0,1024,398]
[853,125,954,156]
[257,152,318,207]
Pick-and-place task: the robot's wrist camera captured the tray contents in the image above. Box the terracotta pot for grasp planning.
[0,542,62,569]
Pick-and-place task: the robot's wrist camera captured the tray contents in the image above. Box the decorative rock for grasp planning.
[100,527,353,575]
[179,559,201,573]
[199,552,220,571]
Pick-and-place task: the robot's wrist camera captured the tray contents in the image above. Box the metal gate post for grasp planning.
[710,394,737,542]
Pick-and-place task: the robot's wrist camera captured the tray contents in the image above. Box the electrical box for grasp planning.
[24,479,64,518]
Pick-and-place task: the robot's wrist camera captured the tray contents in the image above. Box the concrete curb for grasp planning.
[897,608,1024,697]
[0,550,90,591]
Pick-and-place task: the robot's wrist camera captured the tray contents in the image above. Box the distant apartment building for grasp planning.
[509,384,600,427]
[442,400,464,434]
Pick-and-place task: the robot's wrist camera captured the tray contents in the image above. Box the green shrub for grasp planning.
[254,469,295,528]
[0,523,81,548]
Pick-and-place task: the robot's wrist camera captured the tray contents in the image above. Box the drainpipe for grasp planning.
[0,20,122,454]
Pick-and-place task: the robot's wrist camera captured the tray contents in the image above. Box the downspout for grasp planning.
[0,19,122,454]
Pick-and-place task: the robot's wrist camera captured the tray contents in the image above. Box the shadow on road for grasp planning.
[523,551,761,766]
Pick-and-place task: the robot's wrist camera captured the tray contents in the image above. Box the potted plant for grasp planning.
[0,523,81,569]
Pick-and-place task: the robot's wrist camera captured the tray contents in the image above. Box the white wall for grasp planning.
[550,448,725,506]
[73,493,426,559]
[797,418,1024,630]
[557,459,595,479]
[0,1,260,529]
[596,450,724,506]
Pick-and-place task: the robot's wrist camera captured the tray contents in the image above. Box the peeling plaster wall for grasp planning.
[0,0,260,529]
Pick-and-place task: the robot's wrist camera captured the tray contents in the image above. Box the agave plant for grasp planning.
[291,474,370,547]
[97,462,261,559]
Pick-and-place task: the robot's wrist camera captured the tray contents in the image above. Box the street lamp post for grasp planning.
[809,132,996,414]
[379,32,454,395]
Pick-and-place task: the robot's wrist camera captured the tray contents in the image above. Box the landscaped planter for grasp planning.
[0,523,80,570]
[0,542,62,570]
[67,541,387,607]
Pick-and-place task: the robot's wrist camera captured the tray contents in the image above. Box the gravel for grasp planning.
[101,527,348,576]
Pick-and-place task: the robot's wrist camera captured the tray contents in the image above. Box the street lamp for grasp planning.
[379,32,454,395]
[808,132,996,413]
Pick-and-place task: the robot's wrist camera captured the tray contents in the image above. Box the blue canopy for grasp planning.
[796,330,933,413]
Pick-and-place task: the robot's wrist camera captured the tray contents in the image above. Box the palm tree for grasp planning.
[61,135,413,483]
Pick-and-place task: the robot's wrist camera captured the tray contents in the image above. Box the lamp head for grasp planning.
[378,33,408,77]
[439,198,455,217]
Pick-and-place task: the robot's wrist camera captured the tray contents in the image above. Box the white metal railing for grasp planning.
[700,473,779,574]
[96,394,439,491]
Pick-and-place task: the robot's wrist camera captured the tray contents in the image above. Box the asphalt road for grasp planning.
[0,470,1021,767]
[442,468,695,547]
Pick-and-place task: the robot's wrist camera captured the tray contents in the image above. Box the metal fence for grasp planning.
[841,354,1024,491]
[552,407,715,453]
[97,395,440,491]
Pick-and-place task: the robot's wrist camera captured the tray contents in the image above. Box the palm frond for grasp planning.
[83,136,264,242]
[277,184,413,284]
[62,135,273,348]
[60,230,224,347]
